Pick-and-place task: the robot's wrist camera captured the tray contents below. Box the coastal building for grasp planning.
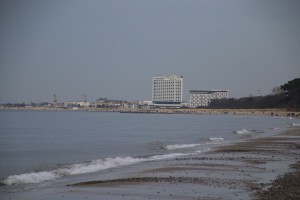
[189,90,228,107]
[152,75,183,106]
[96,98,130,108]
[65,101,91,108]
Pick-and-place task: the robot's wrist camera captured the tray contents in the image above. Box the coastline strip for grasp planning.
[70,127,300,199]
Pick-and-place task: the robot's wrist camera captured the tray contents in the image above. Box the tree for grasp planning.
[272,86,284,95]
[281,78,300,108]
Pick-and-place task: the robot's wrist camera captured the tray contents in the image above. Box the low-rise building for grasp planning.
[189,90,228,107]
[64,101,90,108]
[96,98,129,108]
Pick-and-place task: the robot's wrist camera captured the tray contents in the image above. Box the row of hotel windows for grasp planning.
[154,97,181,99]
[154,91,181,92]
[153,91,181,94]
[154,95,181,98]
[190,94,227,98]
[154,94,181,97]
[154,99,181,101]
[153,79,182,82]
[154,87,181,89]
[153,83,181,86]
[190,99,210,103]
[154,88,181,90]
[153,95,181,98]
[154,96,181,98]
[153,86,181,88]
[153,80,181,83]
[154,99,182,102]
[154,94,181,96]
[191,98,210,101]
[153,83,181,85]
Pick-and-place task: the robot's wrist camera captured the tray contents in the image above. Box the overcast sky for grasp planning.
[0,0,299,103]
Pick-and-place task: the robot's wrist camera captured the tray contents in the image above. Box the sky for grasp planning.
[0,0,299,103]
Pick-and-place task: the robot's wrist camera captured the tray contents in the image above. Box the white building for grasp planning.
[65,101,90,108]
[189,90,228,107]
[152,75,183,105]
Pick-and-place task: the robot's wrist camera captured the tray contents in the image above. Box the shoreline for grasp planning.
[0,114,299,200]
[1,106,299,118]
[69,127,300,199]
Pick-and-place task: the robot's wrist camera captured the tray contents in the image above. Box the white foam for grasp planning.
[209,137,224,142]
[3,171,58,185]
[165,143,201,150]
[2,156,143,185]
[2,153,195,185]
[67,156,142,175]
[148,152,191,160]
[165,138,225,150]
[233,129,251,135]
[291,123,300,127]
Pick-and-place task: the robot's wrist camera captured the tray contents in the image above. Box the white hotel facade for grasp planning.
[152,75,183,105]
[189,90,228,107]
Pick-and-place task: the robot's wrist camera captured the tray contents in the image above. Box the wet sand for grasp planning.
[70,127,300,200]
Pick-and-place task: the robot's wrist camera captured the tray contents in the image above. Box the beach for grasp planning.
[0,111,299,200]
[67,127,300,200]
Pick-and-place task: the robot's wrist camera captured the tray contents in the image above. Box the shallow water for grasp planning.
[0,110,298,186]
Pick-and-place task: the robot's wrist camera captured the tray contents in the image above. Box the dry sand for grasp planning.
[70,127,300,200]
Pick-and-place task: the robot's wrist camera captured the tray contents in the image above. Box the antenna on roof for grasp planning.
[257,89,261,96]
[53,93,57,103]
[82,95,87,107]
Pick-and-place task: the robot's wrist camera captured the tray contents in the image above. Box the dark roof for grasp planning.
[189,90,228,94]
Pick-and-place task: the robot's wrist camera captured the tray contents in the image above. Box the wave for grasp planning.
[2,171,59,185]
[2,156,140,185]
[148,152,190,160]
[165,143,201,150]
[209,137,224,142]
[233,129,251,135]
[291,123,300,127]
[165,137,225,150]
[1,152,196,186]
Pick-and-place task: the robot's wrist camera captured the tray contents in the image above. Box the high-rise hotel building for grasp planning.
[152,75,183,105]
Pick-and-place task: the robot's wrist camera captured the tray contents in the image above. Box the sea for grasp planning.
[0,110,299,193]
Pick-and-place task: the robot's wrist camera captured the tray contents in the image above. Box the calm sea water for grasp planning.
[0,110,298,186]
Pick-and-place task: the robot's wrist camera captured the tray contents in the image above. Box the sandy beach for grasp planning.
[1,113,299,200]
[69,127,300,200]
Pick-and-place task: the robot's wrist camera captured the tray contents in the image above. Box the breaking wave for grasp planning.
[1,153,196,186]
[165,137,225,150]
[291,123,300,127]
[233,129,251,135]
[165,143,201,150]
[209,137,225,142]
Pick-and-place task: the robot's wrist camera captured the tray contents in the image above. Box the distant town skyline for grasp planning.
[1,0,300,103]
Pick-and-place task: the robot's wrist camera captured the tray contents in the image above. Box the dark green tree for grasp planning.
[281,78,300,108]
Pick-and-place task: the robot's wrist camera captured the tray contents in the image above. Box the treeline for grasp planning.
[209,94,286,109]
[1,103,26,107]
[209,78,300,110]
[1,102,49,107]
